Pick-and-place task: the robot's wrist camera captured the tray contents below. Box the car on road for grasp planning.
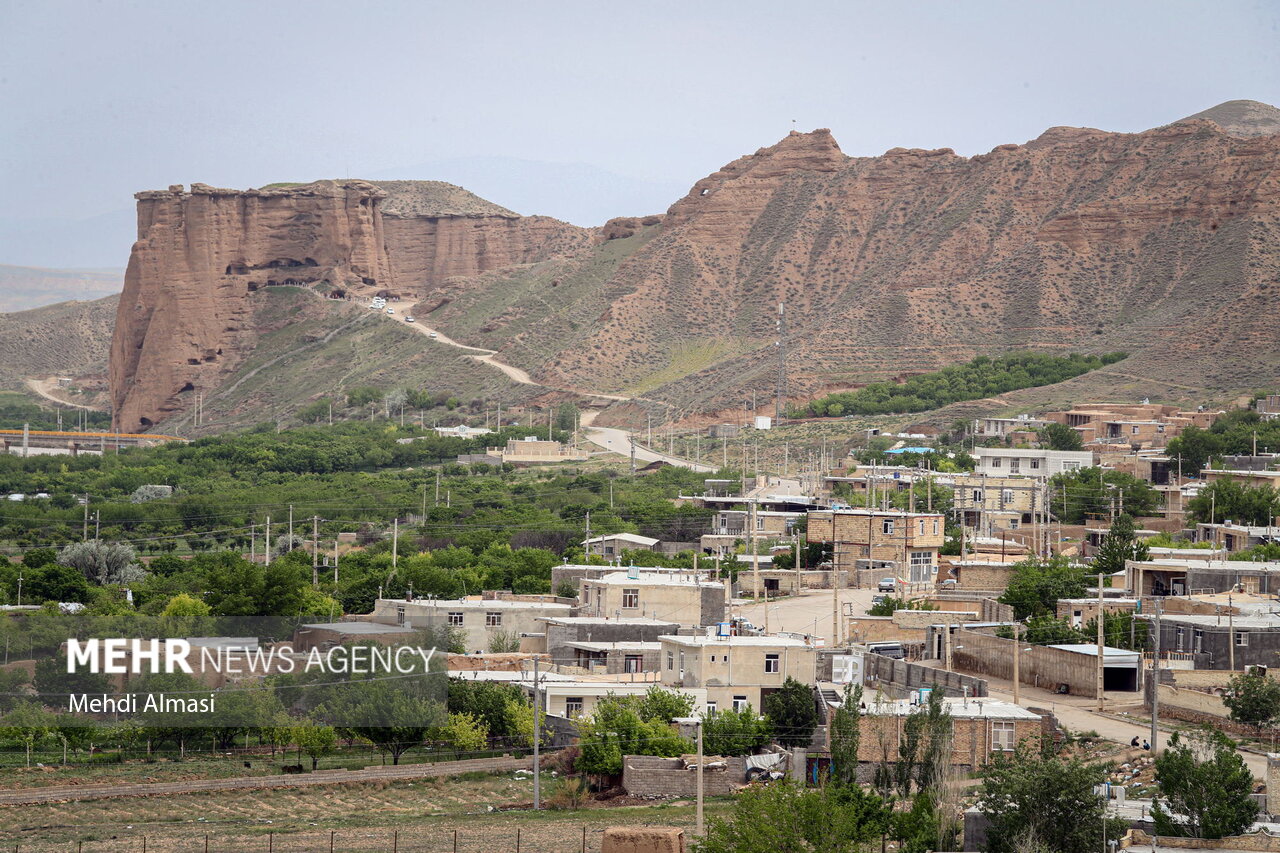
[871,594,888,607]
[385,307,394,314]
[428,331,437,338]
[877,577,898,592]
[404,316,415,323]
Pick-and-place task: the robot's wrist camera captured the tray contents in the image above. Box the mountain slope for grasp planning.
[110,102,1280,430]
[1179,99,1280,138]
[426,116,1280,416]
[0,294,118,392]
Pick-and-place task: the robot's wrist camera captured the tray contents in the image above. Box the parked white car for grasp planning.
[385,307,394,314]
[404,316,415,323]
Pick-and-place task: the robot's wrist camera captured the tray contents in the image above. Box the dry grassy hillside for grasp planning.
[0,294,117,391]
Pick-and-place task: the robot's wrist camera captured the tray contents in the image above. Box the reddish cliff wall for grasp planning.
[109,180,591,431]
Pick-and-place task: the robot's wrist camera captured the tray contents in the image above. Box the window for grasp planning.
[992,721,1016,751]
[622,588,639,609]
[1236,631,1249,647]
[1132,425,1140,435]
[485,611,502,627]
[395,606,406,626]
[565,697,584,717]
[667,651,675,670]
[1193,629,1203,654]
[756,515,765,530]
[1063,461,1081,471]
[1030,459,1040,470]
[1002,489,1014,505]
[624,655,642,673]
[882,519,895,535]
[933,519,940,535]
[918,519,926,535]
[732,695,748,712]
[447,612,464,626]
[1176,627,1185,651]
[991,458,1001,468]
[973,489,984,503]
[706,701,717,716]
[1009,459,1021,474]
[765,654,780,673]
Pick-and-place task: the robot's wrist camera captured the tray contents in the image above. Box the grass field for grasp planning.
[0,771,730,852]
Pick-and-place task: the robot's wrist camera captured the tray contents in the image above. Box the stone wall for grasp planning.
[621,755,747,798]
[863,653,988,699]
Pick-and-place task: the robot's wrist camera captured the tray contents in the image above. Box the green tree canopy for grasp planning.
[763,677,818,749]
[978,747,1127,853]
[1153,730,1258,839]
[1222,670,1280,727]
[998,555,1089,619]
[701,706,771,757]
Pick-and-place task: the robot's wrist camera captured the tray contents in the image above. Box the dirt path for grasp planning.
[0,755,534,806]
[23,377,100,411]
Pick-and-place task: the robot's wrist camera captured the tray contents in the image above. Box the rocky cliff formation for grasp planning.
[113,101,1280,430]
[110,180,588,430]
[424,108,1280,414]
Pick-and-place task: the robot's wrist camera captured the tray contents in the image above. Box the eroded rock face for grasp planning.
[109,180,589,431]
[527,120,1280,408]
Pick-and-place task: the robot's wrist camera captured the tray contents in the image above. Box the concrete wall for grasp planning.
[621,755,747,798]
[863,654,988,699]
[847,615,922,644]
[950,627,1101,698]
[893,609,978,630]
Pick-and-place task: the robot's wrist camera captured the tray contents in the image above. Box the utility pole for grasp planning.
[265,515,271,566]
[333,538,339,585]
[630,437,637,476]
[832,543,841,646]
[750,499,760,607]
[533,656,541,810]
[1228,595,1235,673]
[1012,621,1021,705]
[435,469,441,506]
[1096,572,1105,712]
[82,496,89,541]
[392,518,399,572]
[1151,598,1162,752]
[289,505,294,544]
[695,719,705,836]
[94,511,100,542]
[312,516,319,587]
[250,524,255,565]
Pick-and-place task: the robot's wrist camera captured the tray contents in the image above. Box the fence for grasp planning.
[2,824,628,853]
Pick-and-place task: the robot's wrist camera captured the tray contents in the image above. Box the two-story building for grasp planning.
[950,473,1045,535]
[658,633,818,712]
[806,508,946,585]
[578,571,727,628]
[973,447,1093,478]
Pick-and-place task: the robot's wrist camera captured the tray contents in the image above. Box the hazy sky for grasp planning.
[1,0,1277,266]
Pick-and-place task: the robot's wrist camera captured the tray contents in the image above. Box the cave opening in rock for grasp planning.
[180,382,195,392]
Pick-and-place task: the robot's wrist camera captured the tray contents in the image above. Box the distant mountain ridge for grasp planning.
[108,101,1280,431]
[1177,99,1280,138]
[0,264,123,312]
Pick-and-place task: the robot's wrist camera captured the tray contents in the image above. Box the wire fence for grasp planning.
[2,822,649,853]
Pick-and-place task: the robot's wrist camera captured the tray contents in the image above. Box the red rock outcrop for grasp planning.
[425,118,1280,412]
[110,180,589,430]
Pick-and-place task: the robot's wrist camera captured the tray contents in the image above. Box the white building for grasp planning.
[973,447,1093,478]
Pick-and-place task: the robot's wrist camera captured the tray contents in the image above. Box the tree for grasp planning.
[157,593,214,637]
[1222,670,1280,727]
[868,597,936,617]
[443,712,489,752]
[487,628,520,653]
[338,689,446,765]
[998,555,1089,619]
[1153,730,1258,839]
[763,678,818,748]
[1049,468,1160,524]
[575,693,692,777]
[1092,514,1150,577]
[21,548,58,569]
[1166,425,1225,475]
[694,780,890,853]
[701,706,771,757]
[1188,480,1280,527]
[977,747,1127,853]
[57,541,145,586]
[23,562,91,604]
[1040,422,1084,451]
[828,683,862,786]
[292,724,337,770]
